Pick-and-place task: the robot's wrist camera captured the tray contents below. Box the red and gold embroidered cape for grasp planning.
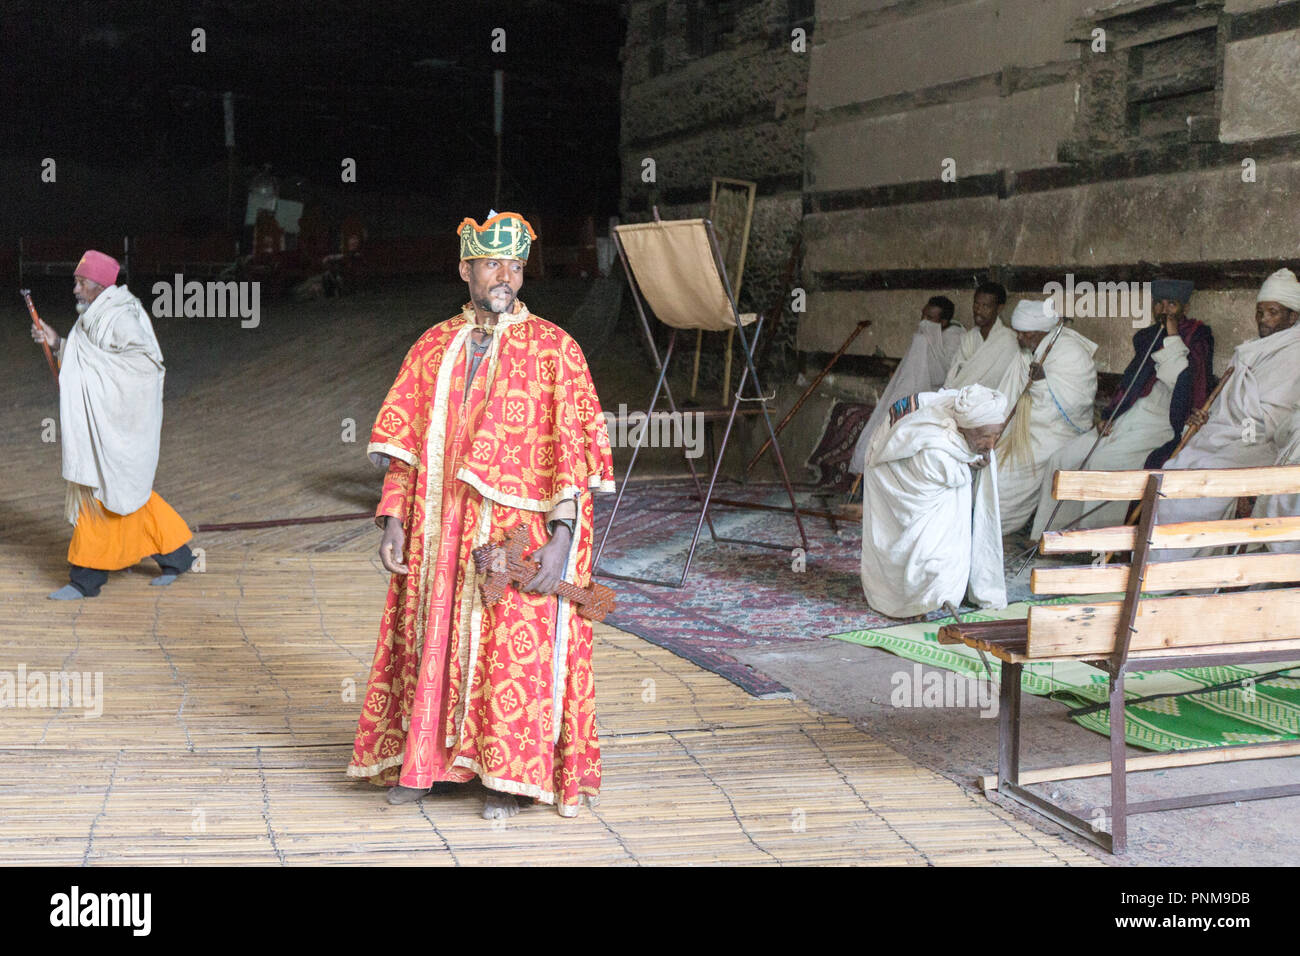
[347,301,615,816]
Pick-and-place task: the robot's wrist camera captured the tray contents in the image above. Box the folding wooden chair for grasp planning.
[593,217,808,588]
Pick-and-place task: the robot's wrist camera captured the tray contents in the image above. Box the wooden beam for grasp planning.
[994,635,1300,664]
[1040,515,1300,554]
[1052,466,1300,502]
[980,739,1300,792]
[1130,636,1300,659]
[1026,588,1300,657]
[1032,551,1300,595]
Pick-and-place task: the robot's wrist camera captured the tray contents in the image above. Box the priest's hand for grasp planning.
[1187,408,1209,430]
[969,453,990,471]
[31,317,58,348]
[1028,361,1046,382]
[379,516,410,575]
[525,524,572,595]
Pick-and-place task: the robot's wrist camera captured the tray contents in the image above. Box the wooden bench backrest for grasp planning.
[1024,466,1300,659]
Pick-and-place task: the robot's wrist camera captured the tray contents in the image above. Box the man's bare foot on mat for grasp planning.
[386,785,430,805]
[482,791,523,820]
[386,782,460,805]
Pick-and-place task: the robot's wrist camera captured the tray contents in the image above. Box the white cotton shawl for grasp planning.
[58,285,165,520]
[944,318,1020,393]
[860,395,1006,616]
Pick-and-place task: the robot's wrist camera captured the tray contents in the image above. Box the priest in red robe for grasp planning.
[348,212,616,819]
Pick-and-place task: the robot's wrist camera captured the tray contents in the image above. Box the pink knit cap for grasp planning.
[74,250,120,287]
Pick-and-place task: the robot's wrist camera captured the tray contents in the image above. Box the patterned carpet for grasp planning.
[593,481,886,697]
[591,480,1044,698]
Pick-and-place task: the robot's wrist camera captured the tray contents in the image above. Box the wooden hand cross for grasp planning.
[471,524,616,622]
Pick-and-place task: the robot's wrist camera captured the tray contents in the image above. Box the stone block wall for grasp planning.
[620,0,811,345]
[800,0,1300,373]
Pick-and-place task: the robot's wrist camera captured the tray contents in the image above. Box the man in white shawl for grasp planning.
[860,384,1008,619]
[848,296,965,474]
[944,281,1020,392]
[29,250,194,599]
[1158,269,1300,558]
[1030,279,1213,537]
[994,298,1099,535]
[1256,404,1300,555]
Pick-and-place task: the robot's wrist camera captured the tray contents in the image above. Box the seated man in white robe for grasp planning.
[1256,402,1300,555]
[945,281,1020,391]
[860,384,1008,619]
[1031,279,1214,537]
[994,299,1099,534]
[1168,269,1300,556]
[848,296,965,474]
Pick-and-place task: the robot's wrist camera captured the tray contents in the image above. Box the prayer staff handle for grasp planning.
[1118,366,1234,530]
[1167,365,1233,461]
[1100,366,1237,563]
[21,289,59,389]
[745,319,871,476]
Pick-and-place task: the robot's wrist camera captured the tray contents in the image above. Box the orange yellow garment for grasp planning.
[67,491,192,571]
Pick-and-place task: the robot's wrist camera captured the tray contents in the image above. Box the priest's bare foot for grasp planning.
[386,785,430,805]
[482,791,522,820]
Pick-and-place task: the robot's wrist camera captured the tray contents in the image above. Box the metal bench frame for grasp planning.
[954,472,1300,854]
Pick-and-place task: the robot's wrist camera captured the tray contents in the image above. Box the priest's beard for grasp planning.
[475,296,510,314]
[75,301,88,315]
[475,283,517,315]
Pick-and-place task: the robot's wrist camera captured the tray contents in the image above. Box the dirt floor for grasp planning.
[3,272,1296,865]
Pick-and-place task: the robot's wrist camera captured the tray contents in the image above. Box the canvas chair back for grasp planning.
[614,219,756,332]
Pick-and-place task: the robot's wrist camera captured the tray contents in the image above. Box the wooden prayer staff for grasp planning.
[1121,365,1235,529]
[1167,365,1233,461]
[1096,366,1239,564]
[21,289,59,388]
[472,524,616,622]
[745,319,872,476]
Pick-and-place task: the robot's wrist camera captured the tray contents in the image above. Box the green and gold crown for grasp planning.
[457,211,538,261]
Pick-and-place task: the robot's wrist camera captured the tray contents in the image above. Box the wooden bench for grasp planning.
[939,465,1300,853]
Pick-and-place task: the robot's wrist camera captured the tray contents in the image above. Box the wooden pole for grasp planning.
[1167,365,1233,462]
[745,319,871,475]
[21,290,59,388]
[1120,366,1235,530]
[493,70,504,210]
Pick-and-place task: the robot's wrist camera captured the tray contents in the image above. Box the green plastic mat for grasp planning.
[831,602,1300,751]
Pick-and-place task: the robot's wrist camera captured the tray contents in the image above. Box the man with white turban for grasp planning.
[848,296,965,475]
[1159,269,1300,557]
[993,298,1098,535]
[945,281,1020,392]
[1030,279,1214,537]
[860,384,1008,618]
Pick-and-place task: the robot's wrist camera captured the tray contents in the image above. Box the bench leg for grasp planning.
[998,662,1022,788]
[1109,670,1127,854]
